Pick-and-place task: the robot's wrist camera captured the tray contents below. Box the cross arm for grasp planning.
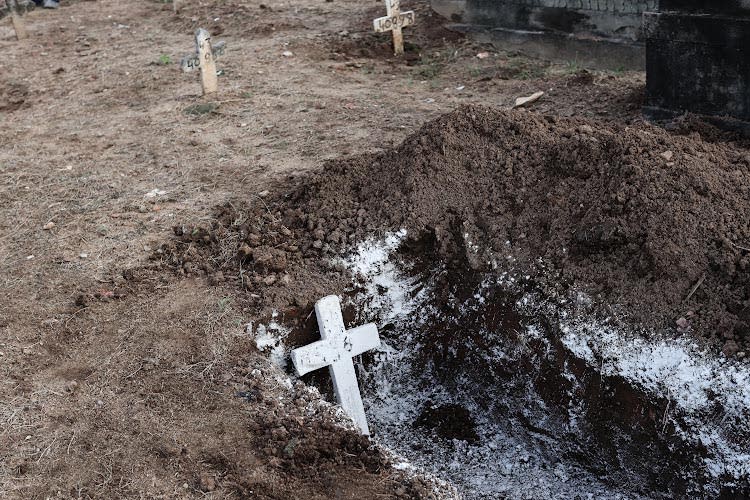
[346,324,381,357]
[373,11,415,33]
[290,323,380,376]
[291,339,341,376]
[180,40,227,72]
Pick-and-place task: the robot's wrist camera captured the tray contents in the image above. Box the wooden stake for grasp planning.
[373,0,414,56]
[195,28,218,95]
[7,0,28,40]
[173,0,180,14]
[388,0,404,55]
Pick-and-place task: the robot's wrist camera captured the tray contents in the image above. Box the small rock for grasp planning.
[675,317,689,329]
[145,188,167,198]
[42,221,55,230]
[327,230,343,243]
[579,125,593,134]
[722,340,739,357]
[198,472,216,492]
[263,274,277,286]
[208,272,224,286]
[253,246,287,272]
[660,150,674,161]
[513,91,544,109]
[247,233,262,247]
[238,244,252,259]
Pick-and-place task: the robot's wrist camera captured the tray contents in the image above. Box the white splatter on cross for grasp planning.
[290,295,380,435]
[373,0,415,56]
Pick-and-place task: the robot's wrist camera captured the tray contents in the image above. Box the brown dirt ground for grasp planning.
[0,0,647,498]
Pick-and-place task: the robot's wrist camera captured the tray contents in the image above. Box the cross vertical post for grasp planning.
[386,0,404,55]
[7,0,28,41]
[195,28,218,95]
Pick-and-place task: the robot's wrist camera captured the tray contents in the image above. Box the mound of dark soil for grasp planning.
[284,105,750,356]
[158,105,750,358]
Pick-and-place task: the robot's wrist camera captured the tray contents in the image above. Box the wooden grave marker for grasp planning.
[181,28,226,95]
[4,0,30,40]
[373,0,415,56]
[290,295,381,435]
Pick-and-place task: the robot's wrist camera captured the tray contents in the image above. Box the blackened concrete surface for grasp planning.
[644,10,750,129]
[432,0,656,40]
[660,0,750,15]
[432,0,651,69]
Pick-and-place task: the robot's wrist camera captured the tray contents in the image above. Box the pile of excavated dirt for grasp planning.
[157,104,750,363]
[147,105,750,496]
[288,105,750,356]
[162,105,750,358]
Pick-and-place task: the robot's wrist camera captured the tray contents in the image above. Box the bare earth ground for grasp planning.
[0,0,646,497]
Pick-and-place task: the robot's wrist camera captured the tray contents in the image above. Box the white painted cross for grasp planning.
[291,295,380,435]
[373,0,415,56]
[182,28,223,95]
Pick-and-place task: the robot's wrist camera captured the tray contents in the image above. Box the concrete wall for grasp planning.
[432,0,657,41]
[660,0,750,14]
[644,5,750,126]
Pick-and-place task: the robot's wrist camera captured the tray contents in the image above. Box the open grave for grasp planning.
[161,105,750,498]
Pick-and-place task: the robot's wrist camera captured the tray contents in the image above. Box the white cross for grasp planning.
[290,295,380,435]
[373,0,415,56]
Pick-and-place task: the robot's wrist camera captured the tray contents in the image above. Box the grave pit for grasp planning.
[335,229,750,498]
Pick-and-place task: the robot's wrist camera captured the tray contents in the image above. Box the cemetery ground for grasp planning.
[3,0,748,498]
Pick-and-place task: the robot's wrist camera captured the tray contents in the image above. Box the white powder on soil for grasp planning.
[342,232,750,499]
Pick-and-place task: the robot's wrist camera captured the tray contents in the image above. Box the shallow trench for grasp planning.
[283,232,750,499]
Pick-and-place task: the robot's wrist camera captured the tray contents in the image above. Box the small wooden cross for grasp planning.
[181,40,226,72]
[182,28,224,95]
[290,295,381,435]
[5,0,29,40]
[373,0,415,56]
